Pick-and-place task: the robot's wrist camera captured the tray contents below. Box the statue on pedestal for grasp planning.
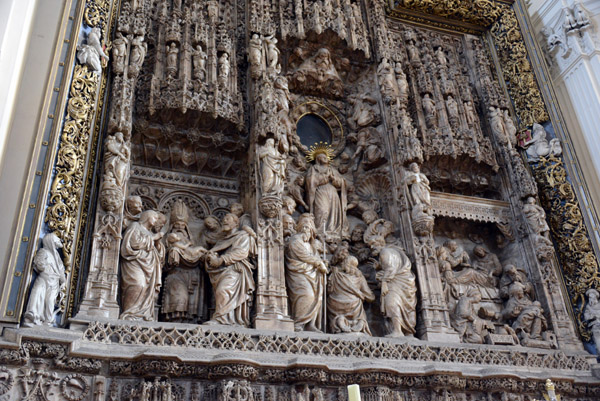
[22,233,66,327]
[120,210,167,321]
[205,213,256,326]
[285,213,328,332]
[305,152,349,242]
[584,288,600,351]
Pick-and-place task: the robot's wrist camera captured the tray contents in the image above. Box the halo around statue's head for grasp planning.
[306,142,335,163]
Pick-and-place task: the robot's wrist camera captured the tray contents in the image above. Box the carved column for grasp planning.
[248,29,294,331]
[76,1,146,320]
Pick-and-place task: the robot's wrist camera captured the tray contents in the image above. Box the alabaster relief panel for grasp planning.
[55,0,583,361]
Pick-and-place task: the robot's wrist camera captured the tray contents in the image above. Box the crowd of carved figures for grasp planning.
[24,0,590,361]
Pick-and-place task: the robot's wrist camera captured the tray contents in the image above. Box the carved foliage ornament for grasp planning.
[389,0,506,27]
[85,0,110,30]
[531,155,600,343]
[490,9,549,127]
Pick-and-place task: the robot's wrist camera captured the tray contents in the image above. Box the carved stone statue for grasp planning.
[584,288,600,351]
[288,175,308,210]
[502,109,517,148]
[218,53,230,85]
[500,264,550,345]
[192,44,207,80]
[404,162,431,212]
[111,32,128,75]
[489,106,509,147]
[248,34,263,79]
[377,58,399,102]
[166,43,179,77]
[123,195,143,229]
[285,213,328,332]
[525,123,562,161]
[394,62,409,104]
[282,196,297,240]
[463,100,476,125]
[258,138,286,195]
[445,95,459,121]
[327,254,375,335]
[129,35,147,74]
[265,35,280,71]
[367,234,417,337]
[305,152,349,242]
[205,213,255,326]
[351,127,386,171]
[162,200,207,322]
[422,93,437,125]
[120,210,167,321]
[104,132,130,188]
[348,94,378,130]
[450,288,494,344]
[522,197,550,239]
[77,27,109,73]
[22,233,66,327]
[198,215,222,248]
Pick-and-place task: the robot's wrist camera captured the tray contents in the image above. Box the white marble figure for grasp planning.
[111,32,128,74]
[120,210,166,321]
[285,213,328,332]
[525,123,562,161]
[258,138,286,195]
[77,27,109,73]
[584,288,600,351]
[22,233,66,327]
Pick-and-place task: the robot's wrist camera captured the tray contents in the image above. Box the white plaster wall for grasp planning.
[0,1,66,280]
[527,0,600,209]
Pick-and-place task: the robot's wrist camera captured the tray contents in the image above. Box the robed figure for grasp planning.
[305,152,349,242]
[327,255,375,335]
[22,233,66,327]
[368,235,417,337]
[285,213,328,332]
[206,213,256,327]
[120,210,167,321]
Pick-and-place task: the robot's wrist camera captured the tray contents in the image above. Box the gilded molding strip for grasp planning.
[45,65,98,275]
[388,0,507,28]
[430,192,511,224]
[489,8,549,127]
[531,155,600,342]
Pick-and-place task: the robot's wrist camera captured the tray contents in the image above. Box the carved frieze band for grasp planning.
[81,321,591,372]
[430,192,511,224]
[130,165,239,194]
[531,156,600,343]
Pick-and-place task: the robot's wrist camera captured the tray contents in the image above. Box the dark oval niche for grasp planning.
[296,114,332,149]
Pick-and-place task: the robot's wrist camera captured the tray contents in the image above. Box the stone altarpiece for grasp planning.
[1,0,600,400]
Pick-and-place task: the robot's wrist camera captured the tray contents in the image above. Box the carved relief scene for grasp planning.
[77,0,582,344]
[8,0,600,400]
